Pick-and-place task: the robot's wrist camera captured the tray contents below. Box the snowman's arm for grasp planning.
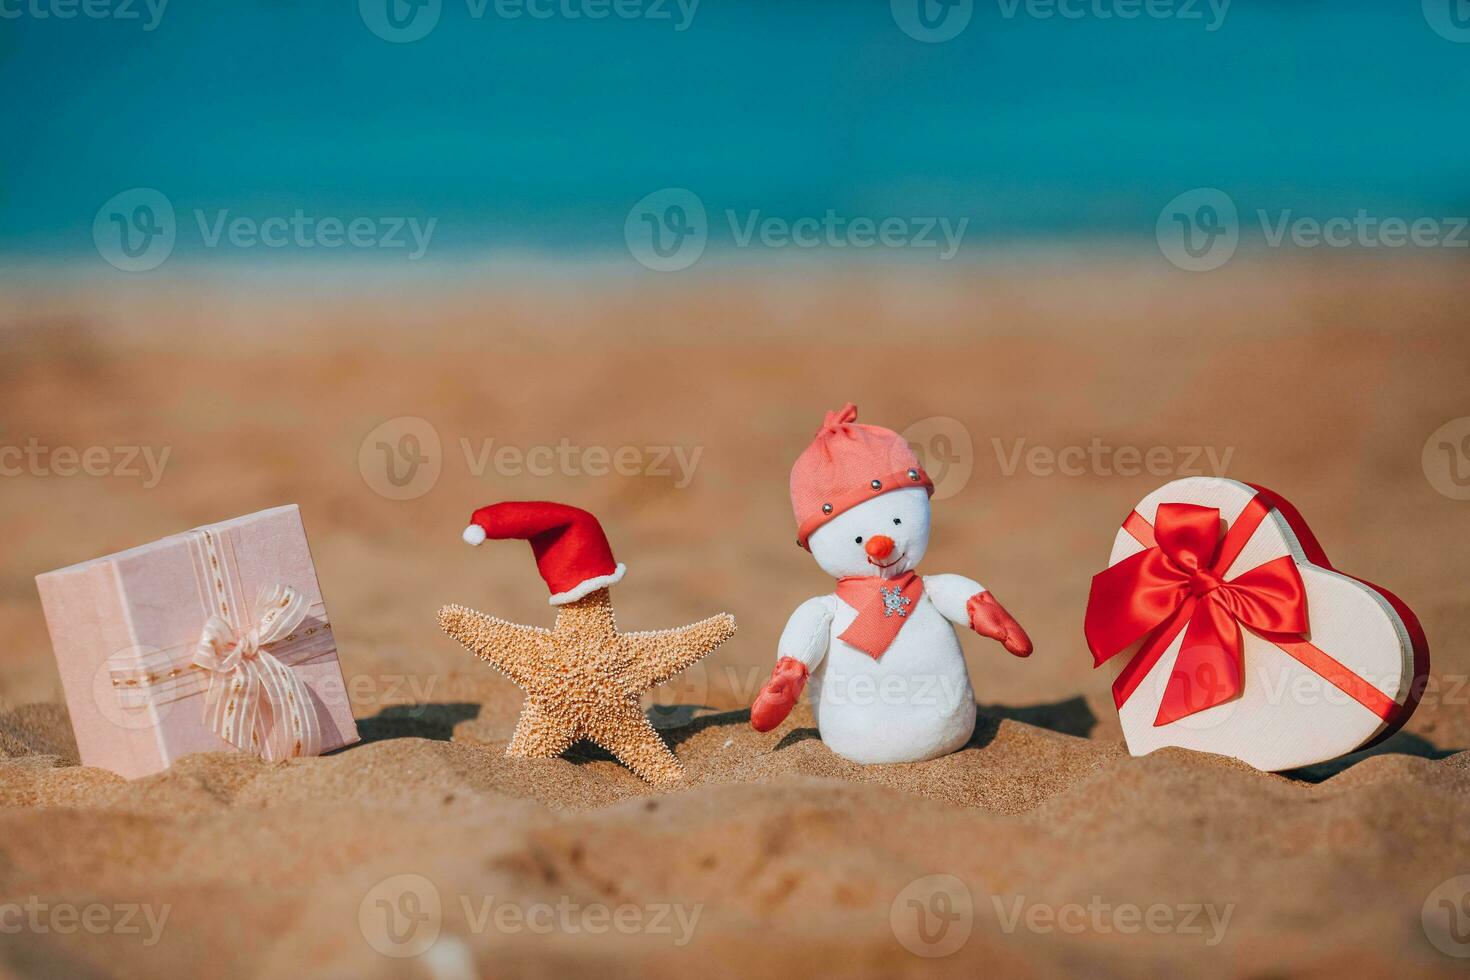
[924,574,987,624]
[777,595,836,671]
[924,574,1033,658]
[750,596,833,732]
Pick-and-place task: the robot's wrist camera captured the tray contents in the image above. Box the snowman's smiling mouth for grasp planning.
[868,551,906,571]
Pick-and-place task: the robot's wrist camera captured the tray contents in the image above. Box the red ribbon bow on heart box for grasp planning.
[1084,494,1398,727]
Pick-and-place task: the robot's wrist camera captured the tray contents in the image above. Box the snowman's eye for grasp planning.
[854,536,863,544]
[892,518,902,525]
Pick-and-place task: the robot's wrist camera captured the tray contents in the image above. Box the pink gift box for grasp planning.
[36,505,359,778]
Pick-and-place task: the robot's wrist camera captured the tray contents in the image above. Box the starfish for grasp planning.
[438,588,736,786]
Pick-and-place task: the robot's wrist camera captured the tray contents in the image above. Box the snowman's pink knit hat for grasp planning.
[789,403,933,550]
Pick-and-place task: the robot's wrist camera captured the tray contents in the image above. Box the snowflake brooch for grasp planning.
[880,586,912,618]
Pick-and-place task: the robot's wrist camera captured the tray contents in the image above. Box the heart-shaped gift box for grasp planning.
[1084,477,1429,771]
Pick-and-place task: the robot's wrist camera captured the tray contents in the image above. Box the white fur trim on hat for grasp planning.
[547,563,627,606]
[463,524,488,546]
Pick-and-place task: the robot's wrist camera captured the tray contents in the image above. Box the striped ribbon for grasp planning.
[109,527,328,761]
[193,582,322,760]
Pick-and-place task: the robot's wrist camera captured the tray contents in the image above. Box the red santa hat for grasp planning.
[462,501,627,605]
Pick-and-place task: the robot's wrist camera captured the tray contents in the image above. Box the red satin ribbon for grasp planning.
[1087,497,1398,726]
[1086,498,1311,726]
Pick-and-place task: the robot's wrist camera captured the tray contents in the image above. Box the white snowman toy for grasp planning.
[751,404,1033,764]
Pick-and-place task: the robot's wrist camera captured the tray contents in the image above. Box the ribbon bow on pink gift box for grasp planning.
[193,584,323,760]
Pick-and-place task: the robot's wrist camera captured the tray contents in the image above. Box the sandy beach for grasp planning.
[2,255,1469,978]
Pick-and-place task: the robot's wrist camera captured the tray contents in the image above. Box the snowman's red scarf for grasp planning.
[835,571,924,659]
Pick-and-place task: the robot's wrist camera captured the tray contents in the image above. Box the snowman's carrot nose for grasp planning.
[864,535,895,559]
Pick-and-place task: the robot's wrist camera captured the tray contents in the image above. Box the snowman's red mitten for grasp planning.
[750,657,809,732]
[967,592,1033,658]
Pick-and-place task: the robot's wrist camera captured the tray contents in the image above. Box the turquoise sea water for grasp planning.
[3,1,1469,266]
